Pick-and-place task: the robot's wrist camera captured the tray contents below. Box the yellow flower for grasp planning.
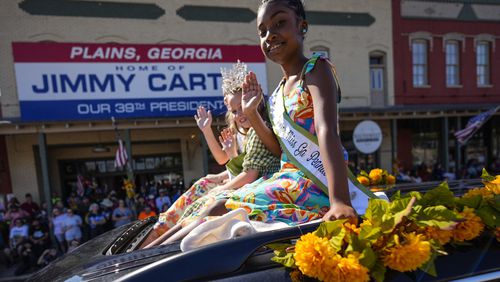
[382,233,431,272]
[294,233,341,281]
[452,207,484,242]
[369,169,383,185]
[333,253,370,282]
[357,176,370,186]
[343,222,360,235]
[484,175,500,194]
[387,174,396,185]
[424,226,453,245]
[462,187,494,199]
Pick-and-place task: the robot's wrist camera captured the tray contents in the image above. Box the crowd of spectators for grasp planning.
[0,179,184,276]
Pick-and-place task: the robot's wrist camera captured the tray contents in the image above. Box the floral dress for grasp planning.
[156,128,280,230]
[225,55,343,225]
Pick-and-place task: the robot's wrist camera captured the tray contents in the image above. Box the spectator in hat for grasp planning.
[138,205,157,221]
[100,199,114,232]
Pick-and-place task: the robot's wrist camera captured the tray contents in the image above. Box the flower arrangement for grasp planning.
[122,178,136,199]
[357,168,396,191]
[271,169,499,282]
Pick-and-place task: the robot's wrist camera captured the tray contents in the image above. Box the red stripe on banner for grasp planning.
[12,42,265,63]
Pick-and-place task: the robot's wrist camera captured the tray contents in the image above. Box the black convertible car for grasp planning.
[29,180,500,282]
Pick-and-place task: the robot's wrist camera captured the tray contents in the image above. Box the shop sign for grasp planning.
[12,42,267,121]
[353,120,382,154]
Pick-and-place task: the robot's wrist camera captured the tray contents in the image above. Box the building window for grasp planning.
[412,40,428,87]
[445,41,460,86]
[370,55,384,91]
[476,41,490,86]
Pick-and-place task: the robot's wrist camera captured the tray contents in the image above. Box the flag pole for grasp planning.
[111,116,135,187]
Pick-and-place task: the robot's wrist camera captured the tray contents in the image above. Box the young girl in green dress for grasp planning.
[142,61,281,247]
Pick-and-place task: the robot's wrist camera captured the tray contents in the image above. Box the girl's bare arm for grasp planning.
[306,60,356,220]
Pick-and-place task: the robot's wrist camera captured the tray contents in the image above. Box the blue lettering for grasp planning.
[116,74,135,92]
[51,74,58,93]
[60,74,87,93]
[207,73,222,90]
[189,73,206,90]
[89,74,115,92]
[32,74,49,94]
[169,74,188,91]
[148,74,167,91]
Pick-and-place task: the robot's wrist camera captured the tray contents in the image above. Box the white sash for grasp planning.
[268,83,376,214]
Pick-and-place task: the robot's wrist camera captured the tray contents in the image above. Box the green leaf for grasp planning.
[267,243,293,255]
[389,198,412,214]
[371,259,387,282]
[420,206,458,221]
[346,232,365,253]
[392,197,416,227]
[419,182,456,208]
[314,220,346,238]
[380,215,396,232]
[481,168,495,182]
[491,195,500,213]
[365,199,390,225]
[455,195,483,210]
[407,191,423,201]
[418,252,437,277]
[417,205,458,230]
[329,227,346,252]
[360,170,369,177]
[359,247,377,269]
[475,206,500,228]
[359,225,382,242]
[390,190,402,201]
[271,252,296,268]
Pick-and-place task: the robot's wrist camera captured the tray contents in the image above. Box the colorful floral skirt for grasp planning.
[178,189,232,226]
[225,167,330,225]
[156,178,217,230]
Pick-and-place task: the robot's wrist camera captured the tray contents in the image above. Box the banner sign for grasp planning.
[12,42,267,121]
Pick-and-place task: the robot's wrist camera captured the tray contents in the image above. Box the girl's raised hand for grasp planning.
[219,128,238,158]
[194,106,212,131]
[242,72,263,115]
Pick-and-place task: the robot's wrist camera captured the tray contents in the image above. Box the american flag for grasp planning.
[76,174,85,197]
[114,139,128,169]
[455,106,499,145]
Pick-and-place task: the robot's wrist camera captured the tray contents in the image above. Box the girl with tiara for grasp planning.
[141,61,281,247]
[224,0,376,225]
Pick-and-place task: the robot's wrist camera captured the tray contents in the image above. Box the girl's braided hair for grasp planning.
[259,0,306,20]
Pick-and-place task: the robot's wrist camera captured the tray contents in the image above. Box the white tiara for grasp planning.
[221,60,248,95]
